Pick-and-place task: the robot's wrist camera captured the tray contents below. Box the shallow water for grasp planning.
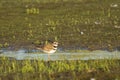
[0,49,120,60]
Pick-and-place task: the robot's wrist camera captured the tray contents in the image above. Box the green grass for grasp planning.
[0,0,120,50]
[0,0,120,79]
[0,57,120,79]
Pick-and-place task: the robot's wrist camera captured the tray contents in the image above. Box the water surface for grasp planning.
[0,49,120,60]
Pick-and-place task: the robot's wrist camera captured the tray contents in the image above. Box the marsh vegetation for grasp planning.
[0,0,120,50]
[0,57,120,80]
[0,0,120,79]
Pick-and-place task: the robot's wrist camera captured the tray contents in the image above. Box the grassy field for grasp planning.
[0,0,120,51]
[0,57,120,80]
[0,0,120,79]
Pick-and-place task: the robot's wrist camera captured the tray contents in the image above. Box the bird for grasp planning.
[33,40,58,60]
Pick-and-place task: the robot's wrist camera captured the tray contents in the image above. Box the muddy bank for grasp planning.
[0,0,120,51]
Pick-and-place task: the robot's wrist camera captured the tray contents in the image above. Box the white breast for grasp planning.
[43,49,56,54]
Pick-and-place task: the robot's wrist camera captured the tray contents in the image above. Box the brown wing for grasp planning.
[43,43,54,51]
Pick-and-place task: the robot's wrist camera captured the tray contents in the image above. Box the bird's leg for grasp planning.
[48,54,51,61]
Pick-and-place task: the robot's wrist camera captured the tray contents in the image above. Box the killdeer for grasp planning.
[34,41,58,60]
